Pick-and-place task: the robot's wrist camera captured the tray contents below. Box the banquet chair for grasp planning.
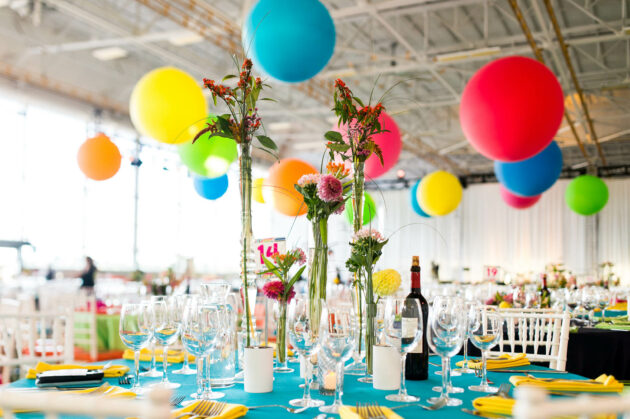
[0,387,171,419]
[513,386,630,419]
[490,308,571,371]
[72,290,98,361]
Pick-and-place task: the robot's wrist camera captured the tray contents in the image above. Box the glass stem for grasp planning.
[481,350,488,387]
[162,346,168,383]
[150,341,156,371]
[333,361,343,407]
[196,357,204,397]
[206,355,213,397]
[303,354,312,401]
[463,338,469,368]
[182,350,189,370]
[399,353,408,397]
[441,356,449,398]
[134,350,140,389]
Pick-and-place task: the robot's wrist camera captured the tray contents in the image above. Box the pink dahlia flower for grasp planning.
[262,280,295,302]
[317,174,343,202]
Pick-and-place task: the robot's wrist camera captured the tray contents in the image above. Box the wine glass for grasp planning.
[455,300,481,374]
[287,297,325,408]
[318,300,355,414]
[383,297,423,402]
[345,288,366,376]
[469,307,502,393]
[119,303,153,394]
[173,294,196,375]
[181,300,225,400]
[426,296,466,406]
[140,296,164,378]
[151,296,181,389]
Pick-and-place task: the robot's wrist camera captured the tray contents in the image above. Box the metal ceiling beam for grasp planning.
[542,0,607,165]
[330,0,482,21]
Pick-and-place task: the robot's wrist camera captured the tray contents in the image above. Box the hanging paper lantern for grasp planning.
[178,116,237,178]
[130,67,207,144]
[253,177,266,204]
[460,56,564,162]
[77,133,121,181]
[495,141,563,197]
[344,192,377,226]
[410,180,431,218]
[263,158,318,216]
[334,112,402,180]
[193,174,229,200]
[417,171,463,216]
[565,175,608,215]
[500,185,541,209]
[242,0,335,83]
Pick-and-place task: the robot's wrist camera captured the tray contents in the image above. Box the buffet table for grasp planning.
[7,356,597,418]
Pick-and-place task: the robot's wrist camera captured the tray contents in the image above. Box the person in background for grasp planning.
[79,256,97,290]
[45,265,55,281]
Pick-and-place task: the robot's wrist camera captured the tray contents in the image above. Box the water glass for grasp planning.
[151,296,181,389]
[469,307,502,393]
[140,296,164,378]
[455,301,481,374]
[173,294,196,375]
[119,303,153,394]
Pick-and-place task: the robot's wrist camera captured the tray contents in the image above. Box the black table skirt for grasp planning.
[565,328,630,379]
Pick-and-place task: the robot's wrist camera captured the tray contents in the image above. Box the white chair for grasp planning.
[72,290,98,361]
[0,387,171,419]
[513,386,630,419]
[490,308,571,371]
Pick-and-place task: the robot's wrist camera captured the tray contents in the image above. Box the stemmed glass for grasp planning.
[119,303,153,394]
[426,296,466,406]
[140,296,164,378]
[319,300,355,414]
[287,297,325,408]
[151,296,181,389]
[173,294,196,375]
[181,300,225,400]
[469,307,502,393]
[383,297,423,402]
[455,300,481,374]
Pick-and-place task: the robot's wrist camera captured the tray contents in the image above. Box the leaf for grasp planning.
[354,96,364,107]
[256,135,278,150]
[192,126,212,144]
[222,74,237,81]
[327,143,351,153]
[208,131,234,140]
[260,97,277,102]
[262,255,281,278]
[217,115,231,133]
[372,144,385,166]
[324,131,344,143]
[254,146,278,160]
[287,265,307,291]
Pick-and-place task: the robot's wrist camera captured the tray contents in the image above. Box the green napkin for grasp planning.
[595,322,630,331]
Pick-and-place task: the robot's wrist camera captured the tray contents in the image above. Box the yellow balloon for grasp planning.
[253,177,265,204]
[130,67,207,144]
[417,170,463,216]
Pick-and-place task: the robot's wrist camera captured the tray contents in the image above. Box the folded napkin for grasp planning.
[510,373,623,393]
[172,400,247,419]
[26,362,129,379]
[595,322,630,331]
[608,302,627,311]
[123,348,195,363]
[456,353,530,370]
[339,405,402,419]
[472,395,514,416]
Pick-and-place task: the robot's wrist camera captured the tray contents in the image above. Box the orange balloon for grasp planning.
[263,158,318,216]
[77,133,122,181]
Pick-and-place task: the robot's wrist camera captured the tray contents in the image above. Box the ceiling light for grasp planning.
[92,47,128,61]
[435,47,501,63]
[269,121,292,131]
[168,31,204,46]
[571,161,589,169]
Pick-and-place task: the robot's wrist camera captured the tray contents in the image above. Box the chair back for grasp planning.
[490,307,571,370]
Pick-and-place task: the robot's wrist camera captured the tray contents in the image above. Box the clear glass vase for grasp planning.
[309,218,328,334]
[274,300,293,373]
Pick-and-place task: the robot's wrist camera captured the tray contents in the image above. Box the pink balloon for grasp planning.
[460,56,564,162]
[335,112,402,180]
[500,185,541,209]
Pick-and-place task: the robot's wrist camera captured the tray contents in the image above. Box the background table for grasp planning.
[567,327,630,379]
[8,355,595,418]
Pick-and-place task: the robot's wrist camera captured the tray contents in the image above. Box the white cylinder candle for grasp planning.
[244,346,273,393]
[373,344,401,391]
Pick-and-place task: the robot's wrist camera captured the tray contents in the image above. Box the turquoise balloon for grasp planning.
[565,175,608,215]
[410,180,431,218]
[193,174,228,200]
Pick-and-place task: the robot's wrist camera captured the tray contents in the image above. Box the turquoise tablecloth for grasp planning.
[7,355,592,418]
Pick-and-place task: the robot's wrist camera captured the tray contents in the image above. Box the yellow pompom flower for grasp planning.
[373,269,402,297]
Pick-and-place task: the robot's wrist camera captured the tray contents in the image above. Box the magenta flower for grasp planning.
[317,174,343,202]
[293,248,306,265]
[334,200,345,214]
[262,280,295,302]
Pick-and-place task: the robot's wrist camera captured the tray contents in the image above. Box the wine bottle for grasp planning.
[539,274,551,308]
[405,256,429,380]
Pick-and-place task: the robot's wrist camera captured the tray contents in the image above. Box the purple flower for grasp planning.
[334,200,345,214]
[293,248,306,266]
[262,280,295,302]
[317,174,343,202]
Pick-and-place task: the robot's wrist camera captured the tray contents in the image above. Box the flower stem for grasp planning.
[240,143,254,347]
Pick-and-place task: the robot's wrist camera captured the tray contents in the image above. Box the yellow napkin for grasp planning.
[339,405,402,419]
[510,374,623,393]
[26,362,129,379]
[123,348,195,363]
[473,395,514,416]
[456,353,530,370]
[608,301,627,311]
[172,400,247,419]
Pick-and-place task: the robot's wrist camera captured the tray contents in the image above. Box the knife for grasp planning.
[461,408,508,418]
[487,369,568,374]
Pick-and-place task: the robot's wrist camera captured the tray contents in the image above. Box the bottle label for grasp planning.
[401,317,418,339]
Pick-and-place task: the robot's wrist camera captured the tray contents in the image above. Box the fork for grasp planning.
[205,401,227,417]
[474,368,494,384]
[118,376,131,386]
[169,395,186,407]
[174,400,212,419]
[421,397,447,411]
[247,404,308,413]
[366,403,387,419]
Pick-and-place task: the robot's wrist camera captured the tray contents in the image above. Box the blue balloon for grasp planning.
[193,174,228,200]
[495,141,563,197]
[243,0,335,83]
[410,180,431,218]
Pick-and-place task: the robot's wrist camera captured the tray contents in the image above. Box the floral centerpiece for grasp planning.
[196,57,278,347]
[346,228,389,374]
[295,162,351,330]
[262,248,307,371]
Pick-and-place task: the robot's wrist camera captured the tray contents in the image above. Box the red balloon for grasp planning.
[335,112,402,180]
[500,185,541,209]
[460,56,564,162]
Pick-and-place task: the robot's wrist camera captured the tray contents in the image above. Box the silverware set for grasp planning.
[356,402,388,418]
[248,404,308,413]
[174,401,226,419]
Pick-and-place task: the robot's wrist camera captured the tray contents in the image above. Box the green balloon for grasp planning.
[344,192,377,226]
[565,175,609,216]
[178,116,237,178]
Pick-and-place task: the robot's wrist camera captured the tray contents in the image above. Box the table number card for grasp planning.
[483,265,501,282]
[254,237,286,273]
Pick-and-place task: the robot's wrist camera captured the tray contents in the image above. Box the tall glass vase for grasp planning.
[365,267,376,375]
[239,142,256,347]
[351,161,365,234]
[274,300,293,373]
[309,218,328,334]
